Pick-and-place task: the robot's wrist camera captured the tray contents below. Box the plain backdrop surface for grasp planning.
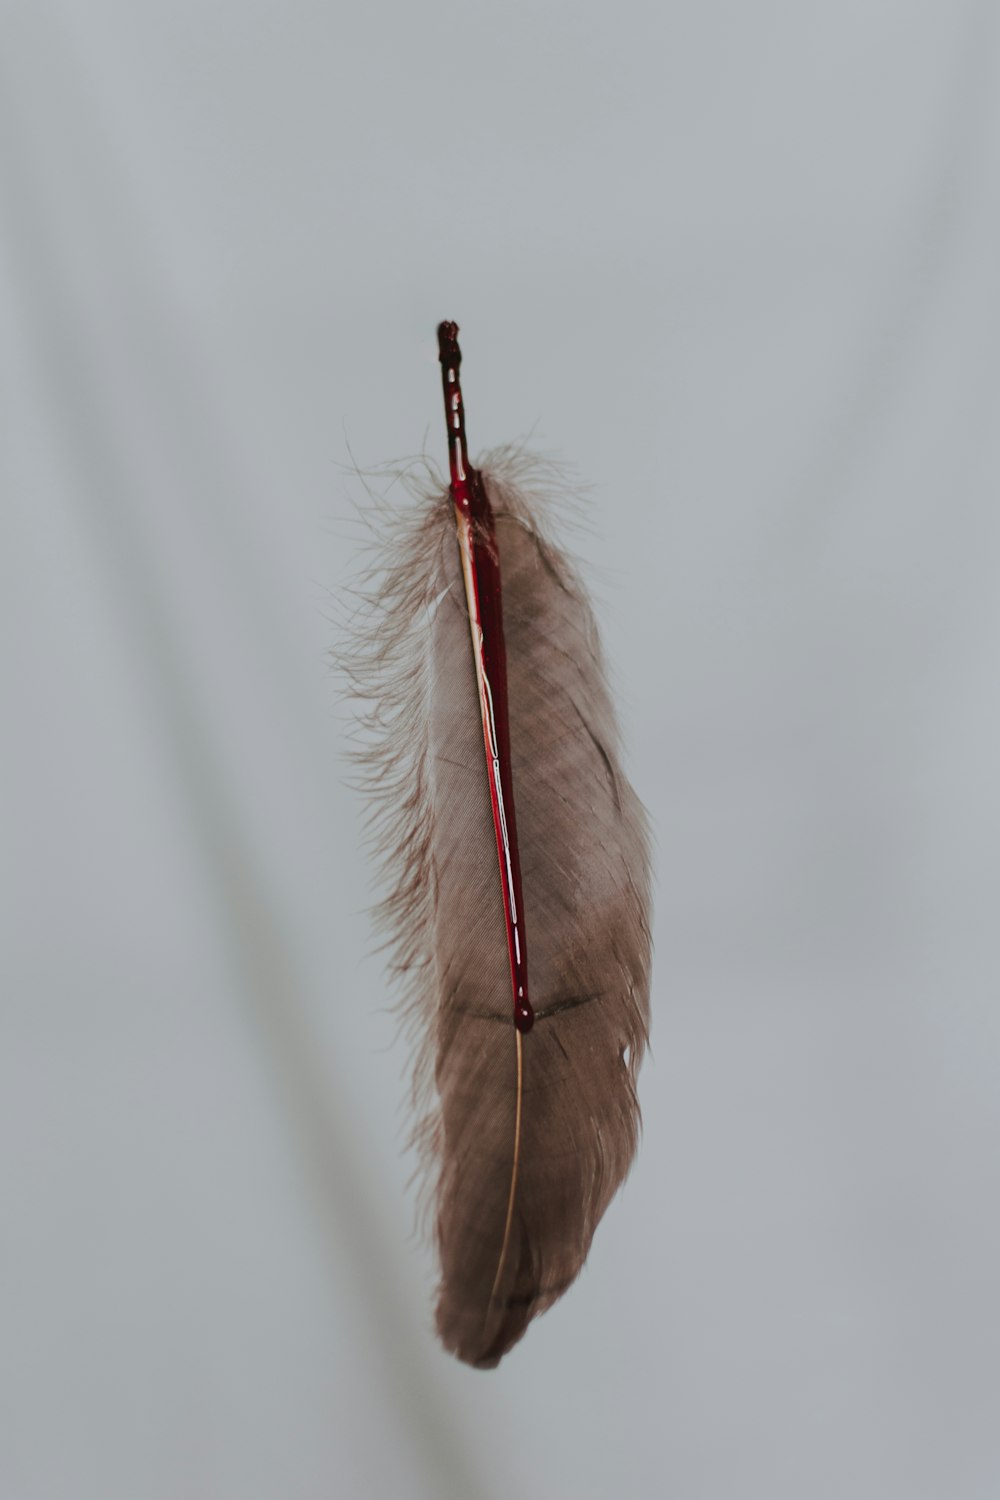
[3,3,999,1497]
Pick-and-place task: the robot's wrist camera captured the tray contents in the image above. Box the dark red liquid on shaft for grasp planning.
[437,322,533,1034]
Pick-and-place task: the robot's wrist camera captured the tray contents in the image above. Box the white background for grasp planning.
[3,3,999,1496]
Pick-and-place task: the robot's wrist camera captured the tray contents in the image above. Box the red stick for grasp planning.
[437,322,533,1034]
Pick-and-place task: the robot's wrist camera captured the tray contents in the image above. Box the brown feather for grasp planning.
[348,450,652,1367]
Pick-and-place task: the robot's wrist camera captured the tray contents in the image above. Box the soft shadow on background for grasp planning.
[2,3,999,1497]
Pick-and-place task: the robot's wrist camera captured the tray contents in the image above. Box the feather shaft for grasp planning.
[437,321,532,1034]
[437,321,530,1339]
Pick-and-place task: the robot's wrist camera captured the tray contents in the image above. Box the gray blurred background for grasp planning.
[2,2,999,1497]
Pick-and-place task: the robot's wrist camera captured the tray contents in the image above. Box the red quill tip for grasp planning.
[437,323,534,1035]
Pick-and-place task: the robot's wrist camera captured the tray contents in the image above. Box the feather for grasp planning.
[347,324,652,1367]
